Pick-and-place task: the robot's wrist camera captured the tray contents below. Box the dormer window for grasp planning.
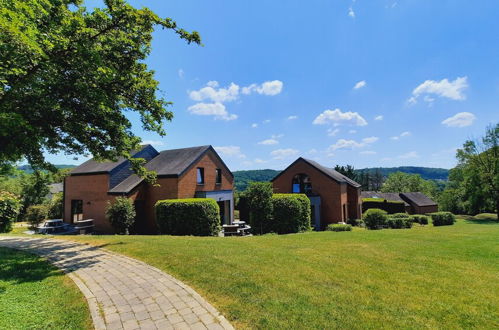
[292,174,312,195]
[197,167,205,184]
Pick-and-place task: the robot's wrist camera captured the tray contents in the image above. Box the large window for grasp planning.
[292,174,312,194]
[71,199,83,222]
[197,167,205,184]
[216,168,222,184]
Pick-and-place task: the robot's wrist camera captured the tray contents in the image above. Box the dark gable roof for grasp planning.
[361,191,410,206]
[109,145,232,194]
[400,192,437,207]
[70,145,152,175]
[271,157,361,188]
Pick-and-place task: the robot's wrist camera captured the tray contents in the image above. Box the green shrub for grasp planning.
[47,192,63,219]
[430,212,456,226]
[391,213,410,218]
[156,198,220,236]
[0,191,21,233]
[246,182,273,234]
[106,197,136,234]
[25,204,48,228]
[411,215,429,225]
[326,224,352,232]
[387,213,413,229]
[363,208,388,230]
[347,218,364,227]
[272,194,311,234]
[362,198,406,214]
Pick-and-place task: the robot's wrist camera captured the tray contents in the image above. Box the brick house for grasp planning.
[271,157,362,230]
[64,145,234,233]
[361,191,438,214]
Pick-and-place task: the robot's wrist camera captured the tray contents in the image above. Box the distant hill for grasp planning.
[17,164,76,174]
[233,169,281,192]
[356,166,449,181]
[233,166,449,192]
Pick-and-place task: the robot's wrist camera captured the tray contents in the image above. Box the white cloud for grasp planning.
[391,131,411,140]
[354,80,366,89]
[271,148,299,160]
[398,151,419,159]
[374,115,383,121]
[409,76,468,104]
[271,134,284,139]
[254,158,267,164]
[178,69,184,79]
[348,6,355,18]
[360,150,377,155]
[258,139,279,145]
[187,102,237,121]
[214,146,246,158]
[242,80,284,96]
[189,82,240,103]
[441,112,476,127]
[141,140,164,147]
[329,136,378,151]
[251,123,258,128]
[348,129,357,134]
[287,115,298,120]
[307,148,318,154]
[362,136,379,144]
[313,108,368,126]
[263,119,271,124]
[328,128,340,137]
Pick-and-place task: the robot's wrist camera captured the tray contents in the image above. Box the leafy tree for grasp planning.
[334,165,357,181]
[456,123,498,218]
[47,192,63,219]
[1,0,201,179]
[19,170,51,220]
[0,191,21,232]
[381,171,437,199]
[246,182,274,234]
[106,197,136,234]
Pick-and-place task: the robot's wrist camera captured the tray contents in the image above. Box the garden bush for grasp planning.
[326,224,352,232]
[246,182,273,234]
[47,192,63,219]
[272,194,311,234]
[25,204,48,228]
[411,215,429,225]
[106,197,136,234]
[347,218,364,227]
[362,198,406,214]
[387,213,413,229]
[363,208,388,230]
[156,198,220,236]
[430,212,456,226]
[0,191,21,233]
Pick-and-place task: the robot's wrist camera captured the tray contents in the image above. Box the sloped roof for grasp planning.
[400,192,437,207]
[109,145,232,194]
[361,191,410,206]
[70,145,150,175]
[272,157,361,188]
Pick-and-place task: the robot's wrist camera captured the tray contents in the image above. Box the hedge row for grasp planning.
[272,194,311,234]
[326,224,352,232]
[363,209,417,230]
[430,212,455,226]
[156,198,221,236]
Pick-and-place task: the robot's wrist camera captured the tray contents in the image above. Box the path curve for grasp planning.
[0,237,233,330]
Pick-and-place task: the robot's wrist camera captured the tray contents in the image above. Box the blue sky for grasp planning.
[46,0,499,170]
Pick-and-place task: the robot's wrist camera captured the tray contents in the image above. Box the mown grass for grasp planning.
[0,247,92,330]
[59,218,499,329]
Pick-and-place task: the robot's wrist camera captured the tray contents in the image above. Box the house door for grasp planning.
[131,200,147,234]
[217,201,226,225]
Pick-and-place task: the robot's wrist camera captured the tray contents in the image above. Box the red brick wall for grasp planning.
[347,184,362,220]
[272,159,347,226]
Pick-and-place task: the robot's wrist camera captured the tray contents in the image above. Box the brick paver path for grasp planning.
[0,237,233,330]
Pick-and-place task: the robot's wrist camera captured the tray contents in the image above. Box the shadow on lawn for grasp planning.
[0,247,62,284]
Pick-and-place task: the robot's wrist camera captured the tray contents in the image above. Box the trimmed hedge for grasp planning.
[25,204,48,228]
[411,215,429,225]
[326,224,352,232]
[362,198,406,214]
[430,212,456,226]
[363,208,388,230]
[0,191,21,233]
[387,213,413,229]
[246,182,274,235]
[106,197,136,235]
[272,194,311,234]
[156,198,221,236]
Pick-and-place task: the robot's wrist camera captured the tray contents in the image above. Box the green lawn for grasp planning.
[59,217,499,329]
[0,247,92,330]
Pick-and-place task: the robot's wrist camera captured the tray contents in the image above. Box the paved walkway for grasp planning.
[0,237,233,330]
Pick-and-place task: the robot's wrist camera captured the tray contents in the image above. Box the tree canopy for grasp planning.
[0,0,201,173]
[381,171,438,199]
